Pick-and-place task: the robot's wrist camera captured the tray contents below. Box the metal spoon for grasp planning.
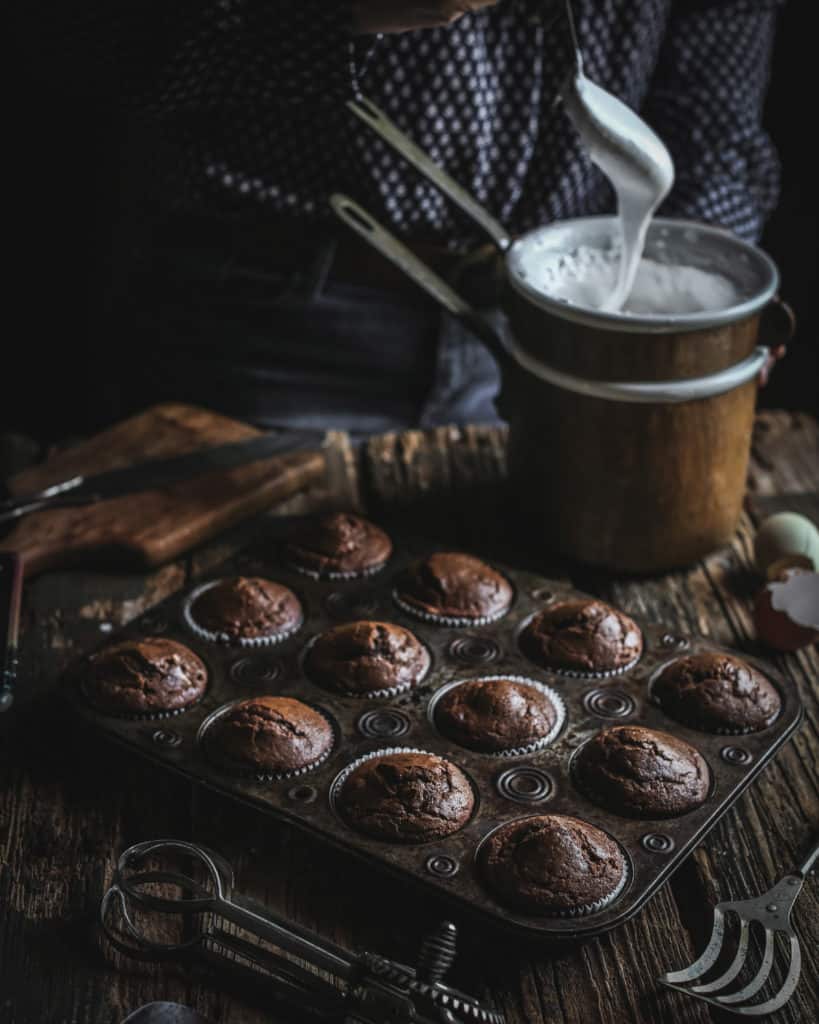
[560,1,674,310]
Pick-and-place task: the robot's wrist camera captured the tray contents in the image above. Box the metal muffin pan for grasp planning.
[66,516,803,939]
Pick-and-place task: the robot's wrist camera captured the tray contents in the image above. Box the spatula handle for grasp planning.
[798,834,819,877]
[0,551,24,711]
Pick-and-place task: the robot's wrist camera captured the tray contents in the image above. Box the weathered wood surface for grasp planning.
[1,410,817,1024]
[0,403,324,575]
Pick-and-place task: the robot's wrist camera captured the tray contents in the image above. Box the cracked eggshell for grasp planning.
[753,568,819,652]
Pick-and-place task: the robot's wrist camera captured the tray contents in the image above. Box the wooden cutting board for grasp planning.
[0,403,325,576]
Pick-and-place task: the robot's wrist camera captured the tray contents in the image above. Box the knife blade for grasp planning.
[0,430,323,525]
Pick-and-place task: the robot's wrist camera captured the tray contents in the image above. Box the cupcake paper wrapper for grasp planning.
[711,722,775,736]
[543,652,642,681]
[199,700,336,782]
[313,674,415,700]
[338,682,412,699]
[429,675,566,757]
[182,580,303,648]
[300,633,430,701]
[392,590,511,628]
[78,676,206,721]
[550,857,629,918]
[282,552,388,582]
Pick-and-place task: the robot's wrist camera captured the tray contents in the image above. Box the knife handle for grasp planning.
[0,552,24,711]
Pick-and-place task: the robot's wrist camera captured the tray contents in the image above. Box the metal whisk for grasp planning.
[101,839,504,1024]
[659,834,818,1016]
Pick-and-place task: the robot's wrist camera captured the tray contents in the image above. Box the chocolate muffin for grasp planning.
[394,552,513,624]
[187,577,302,644]
[335,751,475,842]
[81,638,207,717]
[205,696,333,777]
[573,724,710,818]
[284,512,392,578]
[653,652,781,734]
[306,621,430,697]
[434,677,563,754]
[479,814,627,915]
[519,599,642,676]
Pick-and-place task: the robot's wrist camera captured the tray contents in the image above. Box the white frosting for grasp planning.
[533,245,740,316]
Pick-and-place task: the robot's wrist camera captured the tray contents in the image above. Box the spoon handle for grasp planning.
[564,0,583,70]
[346,97,512,252]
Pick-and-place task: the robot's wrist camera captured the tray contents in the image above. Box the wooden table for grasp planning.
[1,410,817,1024]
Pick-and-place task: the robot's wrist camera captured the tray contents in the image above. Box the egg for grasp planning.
[754,512,819,579]
[753,568,819,652]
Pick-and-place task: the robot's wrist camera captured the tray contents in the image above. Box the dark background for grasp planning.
[11,4,817,443]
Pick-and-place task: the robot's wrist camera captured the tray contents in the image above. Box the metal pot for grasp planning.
[332,102,792,572]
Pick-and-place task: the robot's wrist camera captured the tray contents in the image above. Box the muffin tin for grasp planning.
[65,517,803,939]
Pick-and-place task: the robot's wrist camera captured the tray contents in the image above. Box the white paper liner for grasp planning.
[300,631,431,700]
[551,856,629,917]
[80,683,205,721]
[546,652,642,681]
[711,723,773,736]
[199,699,336,782]
[647,658,781,735]
[392,589,511,628]
[282,550,389,582]
[183,580,303,648]
[428,675,566,757]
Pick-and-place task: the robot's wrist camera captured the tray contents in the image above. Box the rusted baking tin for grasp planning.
[65,517,803,940]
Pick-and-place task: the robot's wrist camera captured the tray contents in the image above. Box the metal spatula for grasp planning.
[659,835,818,1016]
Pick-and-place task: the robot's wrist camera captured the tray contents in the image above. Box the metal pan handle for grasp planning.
[330,195,775,405]
[329,194,511,368]
[330,194,470,317]
[346,97,512,252]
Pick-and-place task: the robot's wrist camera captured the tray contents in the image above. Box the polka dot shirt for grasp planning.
[108,0,782,245]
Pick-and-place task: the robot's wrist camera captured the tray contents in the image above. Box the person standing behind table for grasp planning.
[81,0,781,435]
